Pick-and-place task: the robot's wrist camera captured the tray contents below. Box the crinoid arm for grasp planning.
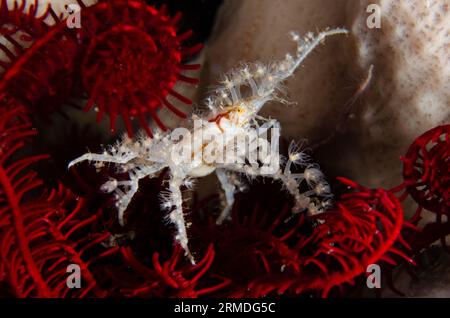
[78,0,202,137]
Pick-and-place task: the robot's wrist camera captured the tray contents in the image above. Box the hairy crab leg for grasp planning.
[215,169,237,225]
[67,152,137,169]
[165,172,195,264]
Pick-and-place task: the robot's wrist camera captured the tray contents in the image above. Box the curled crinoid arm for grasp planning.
[400,125,449,213]
[247,179,413,297]
[0,0,79,114]
[78,0,202,137]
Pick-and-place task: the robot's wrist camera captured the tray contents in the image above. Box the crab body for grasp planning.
[69,28,347,263]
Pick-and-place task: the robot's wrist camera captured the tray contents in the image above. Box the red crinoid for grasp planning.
[400,125,449,214]
[0,0,79,115]
[241,178,415,297]
[188,198,308,297]
[76,0,202,137]
[0,106,118,298]
[119,244,230,297]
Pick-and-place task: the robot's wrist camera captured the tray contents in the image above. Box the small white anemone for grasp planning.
[288,140,309,166]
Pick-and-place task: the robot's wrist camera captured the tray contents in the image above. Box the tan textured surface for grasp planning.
[342,0,450,188]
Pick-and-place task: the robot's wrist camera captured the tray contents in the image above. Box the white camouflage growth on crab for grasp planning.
[68,28,348,264]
